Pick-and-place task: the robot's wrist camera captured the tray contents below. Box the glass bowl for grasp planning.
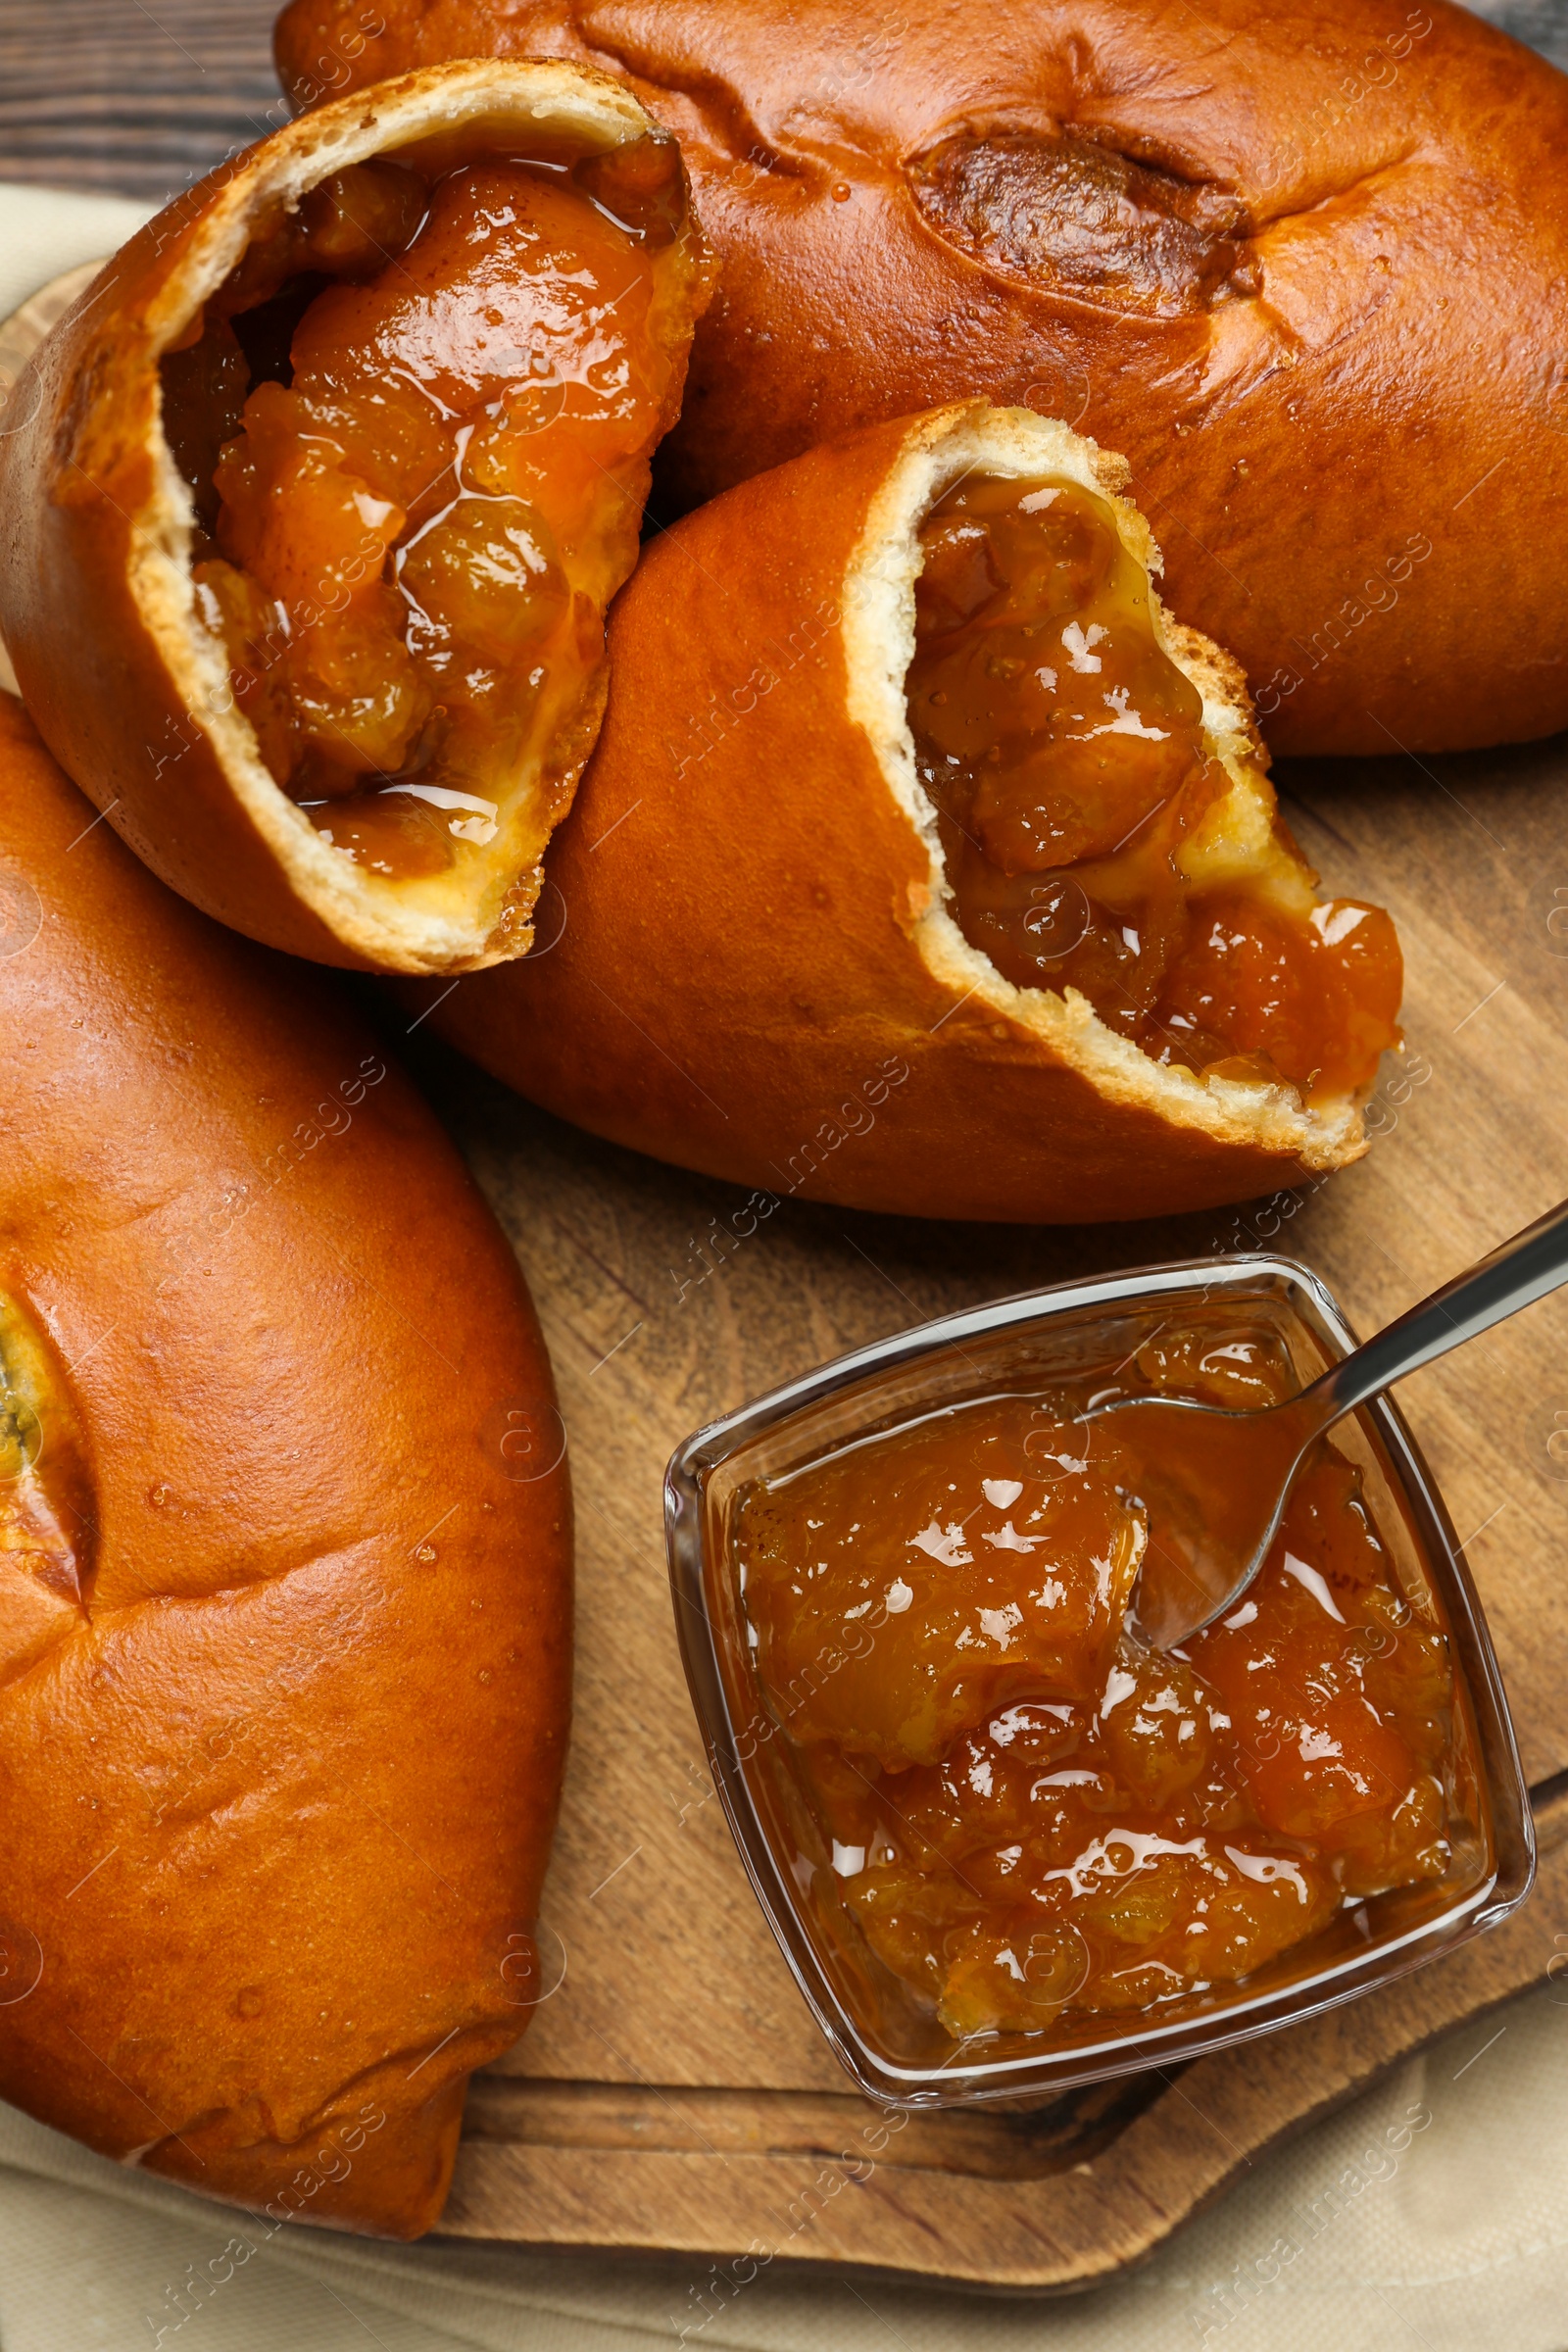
[664,1253,1535,2107]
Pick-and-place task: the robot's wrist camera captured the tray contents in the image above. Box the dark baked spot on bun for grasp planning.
[0,1294,95,1686]
[907,128,1260,317]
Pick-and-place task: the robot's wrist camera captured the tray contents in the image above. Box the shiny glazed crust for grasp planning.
[0,60,712,972]
[274,0,1568,757]
[415,405,1372,1225]
[0,692,571,2236]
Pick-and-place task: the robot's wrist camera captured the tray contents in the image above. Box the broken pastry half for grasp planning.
[419,403,1402,1223]
[0,61,713,970]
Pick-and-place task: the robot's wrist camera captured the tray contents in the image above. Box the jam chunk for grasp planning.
[1194,1454,1451,1897]
[907,475,1402,1101]
[738,1396,1144,1769]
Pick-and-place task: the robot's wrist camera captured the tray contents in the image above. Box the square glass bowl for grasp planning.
[665,1254,1535,2107]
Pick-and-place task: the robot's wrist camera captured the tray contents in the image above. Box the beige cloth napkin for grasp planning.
[2,175,1566,2352]
[3,1988,1568,2352]
[0,185,153,324]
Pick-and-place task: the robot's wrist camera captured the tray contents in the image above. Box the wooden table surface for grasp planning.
[7,0,1568,2292]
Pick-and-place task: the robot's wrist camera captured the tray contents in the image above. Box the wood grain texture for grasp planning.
[0,0,284,201]
[2,0,1567,2283]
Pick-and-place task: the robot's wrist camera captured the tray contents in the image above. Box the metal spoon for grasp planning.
[1101,1195,1568,1652]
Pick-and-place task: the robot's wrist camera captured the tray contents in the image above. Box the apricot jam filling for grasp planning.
[161,135,688,902]
[0,1295,93,1687]
[736,1322,1477,2042]
[908,475,1402,1101]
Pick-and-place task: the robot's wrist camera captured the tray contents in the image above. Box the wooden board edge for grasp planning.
[435,1781,1568,2288]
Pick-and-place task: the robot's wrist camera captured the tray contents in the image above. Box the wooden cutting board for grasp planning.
[418,729,1568,2285]
[7,275,1568,2292]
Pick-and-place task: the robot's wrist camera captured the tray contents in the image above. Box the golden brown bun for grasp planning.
[0,61,711,973]
[412,405,1379,1225]
[274,0,1568,758]
[0,692,571,2236]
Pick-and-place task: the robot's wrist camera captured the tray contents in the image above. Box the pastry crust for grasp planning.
[0,60,712,971]
[414,404,1380,1224]
[0,691,571,2236]
[274,0,1568,756]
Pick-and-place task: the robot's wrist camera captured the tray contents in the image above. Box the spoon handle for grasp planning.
[1302,1193,1568,1431]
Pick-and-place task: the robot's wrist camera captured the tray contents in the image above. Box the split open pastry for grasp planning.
[0,60,712,970]
[419,403,1403,1222]
[0,691,570,2235]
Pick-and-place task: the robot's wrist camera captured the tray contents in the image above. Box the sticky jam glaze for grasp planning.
[908,476,1402,1101]
[161,138,686,884]
[736,1323,1467,2042]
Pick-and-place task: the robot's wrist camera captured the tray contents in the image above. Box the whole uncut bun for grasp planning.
[0,692,570,2237]
[273,0,1568,757]
[410,405,1397,1224]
